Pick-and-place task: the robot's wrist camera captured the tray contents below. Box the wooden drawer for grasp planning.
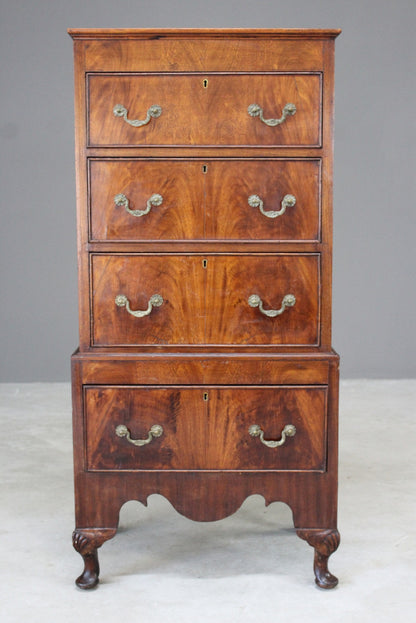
[85,385,327,471]
[89,158,320,242]
[91,254,320,347]
[87,73,322,147]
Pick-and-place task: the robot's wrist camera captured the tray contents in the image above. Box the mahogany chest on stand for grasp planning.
[69,27,341,589]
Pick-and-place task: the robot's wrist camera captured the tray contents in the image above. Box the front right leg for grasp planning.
[296,528,340,589]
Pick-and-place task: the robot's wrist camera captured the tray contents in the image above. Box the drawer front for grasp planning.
[91,255,205,346]
[205,159,320,241]
[89,160,204,241]
[89,159,321,242]
[88,73,321,147]
[91,254,320,347]
[85,386,327,471]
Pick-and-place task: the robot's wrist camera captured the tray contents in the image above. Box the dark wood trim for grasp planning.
[69,28,342,40]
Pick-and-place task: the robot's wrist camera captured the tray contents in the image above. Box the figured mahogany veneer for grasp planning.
[89,160,204,241]
[85,385,327,471]
[91,253,320,347]
[88,73,321,147]
[205,159,321,241]
[70,28,341,591]
[89,158,321,242]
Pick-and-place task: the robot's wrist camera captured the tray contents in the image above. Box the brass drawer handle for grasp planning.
[115,424,163,446]
[113,103,162,127]
[115,293,163,318]
[248,293,296,317]
[247,102,296,127]
[248,193,296,219]
[249,424,296,448]
[114,192,163,217]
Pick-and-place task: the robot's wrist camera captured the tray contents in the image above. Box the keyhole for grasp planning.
[202,164,207,174]
[202,259,208,269]
[203,78,208,88]
[203,392,209,401]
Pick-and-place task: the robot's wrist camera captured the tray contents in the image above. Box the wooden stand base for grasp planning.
[71,351,339,588]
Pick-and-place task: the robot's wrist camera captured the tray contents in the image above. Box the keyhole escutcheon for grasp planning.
[203,78,208,88]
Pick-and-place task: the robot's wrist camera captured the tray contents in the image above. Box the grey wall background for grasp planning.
[0,0,415,381]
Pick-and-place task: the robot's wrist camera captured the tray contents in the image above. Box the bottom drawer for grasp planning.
[85,386,327,472]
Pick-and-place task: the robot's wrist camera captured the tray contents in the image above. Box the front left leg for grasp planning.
[296,529,340,589]
[72,528,117,589]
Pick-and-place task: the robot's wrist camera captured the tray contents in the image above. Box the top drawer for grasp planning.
[87,73,322,148]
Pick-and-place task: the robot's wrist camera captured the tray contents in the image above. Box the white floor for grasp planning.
[0,380,415,622]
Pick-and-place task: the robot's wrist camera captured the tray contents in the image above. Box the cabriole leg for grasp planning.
[72,528,117,589]
[296,529,340,589]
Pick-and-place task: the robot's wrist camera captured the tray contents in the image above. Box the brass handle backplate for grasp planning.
[247,103,296,127]
[115,424,163,446]
[115,293,163,318]
[114,192,163,217]
[248,293,296,317]
[248,193,296,218]
[113,103,162,127]
[249,424,296,448]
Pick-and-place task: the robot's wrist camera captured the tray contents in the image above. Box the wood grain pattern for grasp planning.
[209,387,326,471]
[91,254,205,346]
[205,159,320,241]
[89,158,320,242]
[72,34,332,75]
[72,349,333,385]
[88,73,321,147]
[85,385,327,471]
[89,160,204,241]
[91,254,320,347]
[205,254,320,345]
